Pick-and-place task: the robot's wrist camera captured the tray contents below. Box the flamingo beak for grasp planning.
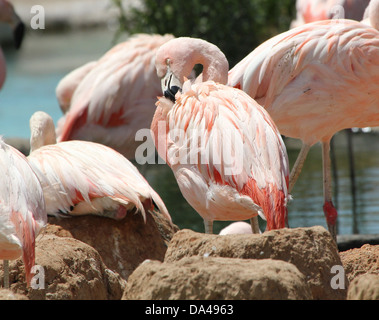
[161,70,182,102]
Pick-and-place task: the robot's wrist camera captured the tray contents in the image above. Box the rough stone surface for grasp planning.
[4,235,126,300]
[164,226,347,300]
[347,273,379,300]
[45,210,178,279]
[122,256,313,300]
[340,244,379,282]
[0,210,177,300]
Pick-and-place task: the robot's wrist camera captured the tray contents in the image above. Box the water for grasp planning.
[1,28,379,235]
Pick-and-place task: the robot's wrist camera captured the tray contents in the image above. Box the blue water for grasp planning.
[1,29,379,235]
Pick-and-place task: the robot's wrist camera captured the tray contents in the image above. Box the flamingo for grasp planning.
[28,111,171,223]
[291,0,370,28]
[152,37,289,234]
[55,33,175,160]
[0,138,47,288]
[0,0,25,89]
[228,3,379,240]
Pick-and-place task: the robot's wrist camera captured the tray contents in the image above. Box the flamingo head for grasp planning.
[155,37,229,102]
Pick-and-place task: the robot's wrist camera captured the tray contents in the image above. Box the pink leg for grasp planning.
[289,143,311,193]
[322,141,337,242]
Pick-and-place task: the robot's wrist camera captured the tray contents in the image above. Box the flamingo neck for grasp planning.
[369,0,379,30]
[158,37,229,85]
[185,39,229,84]
[29,112,57,153]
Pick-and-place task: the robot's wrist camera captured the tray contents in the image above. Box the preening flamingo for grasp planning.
[0,0,25,89]
[228,7,379,240]
[0,138,47,288]
[56,33,175,160]
[291,0,370,28]
[28,111,171,223]
[152,37,289,234]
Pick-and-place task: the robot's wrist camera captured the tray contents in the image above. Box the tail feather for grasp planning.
[241,180,288,230]
[10,210,35,286]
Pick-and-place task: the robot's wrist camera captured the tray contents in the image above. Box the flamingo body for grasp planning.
[153,37,289,233]
[229,20,379,145]
[228,18,379,239]
[219,221,254,235]
[28,112,171,223]
[291,0,370,28]
[56,34,175,160]
[0,139,46,285]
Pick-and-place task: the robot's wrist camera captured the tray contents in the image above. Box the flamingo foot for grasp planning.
[323,201,337,242]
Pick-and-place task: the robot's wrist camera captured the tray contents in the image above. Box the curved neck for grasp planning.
[172,38,229,85]
[369,0,379,30]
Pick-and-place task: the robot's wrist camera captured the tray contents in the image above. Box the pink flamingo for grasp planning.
[0,138,47,288]
[28,111,171,223]
[0,0,25,89]
[228,4,379,240]
[152,37,289,234]
[56,34,174,160]
[291,0,370,28]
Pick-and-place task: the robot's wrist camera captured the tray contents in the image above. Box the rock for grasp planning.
[164,226,347,300]
[1,209,177,300]
[340,244,379,282]
[122,256,312,300]
[0,289,28,300]
[44,210,178,280]
[337,234,379,251]
[347,273,379,300]
[6,235,126,300]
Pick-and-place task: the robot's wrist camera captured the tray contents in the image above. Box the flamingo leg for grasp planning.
[289,143,311,193]
[204,219,213,234]
[322,140,338,242]
[3,260,9,289]
[250,216,260,234]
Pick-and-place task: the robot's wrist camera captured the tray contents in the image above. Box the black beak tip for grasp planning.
[13,22,25,50]
[164,86,181,103]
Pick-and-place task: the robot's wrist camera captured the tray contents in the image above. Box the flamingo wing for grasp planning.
[27,140,171,222]
[0,139,46,284]
[56,60,97,114]
[56,35,175,149]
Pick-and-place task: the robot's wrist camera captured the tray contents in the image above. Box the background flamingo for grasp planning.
[152,37,289,234]
[291,0,370,28]
[0,0,25,90]
[228,6,379,241]
[28,111,171,223]
[219,222,254,235]
[56,33,174,160]
[0,138,46,288]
